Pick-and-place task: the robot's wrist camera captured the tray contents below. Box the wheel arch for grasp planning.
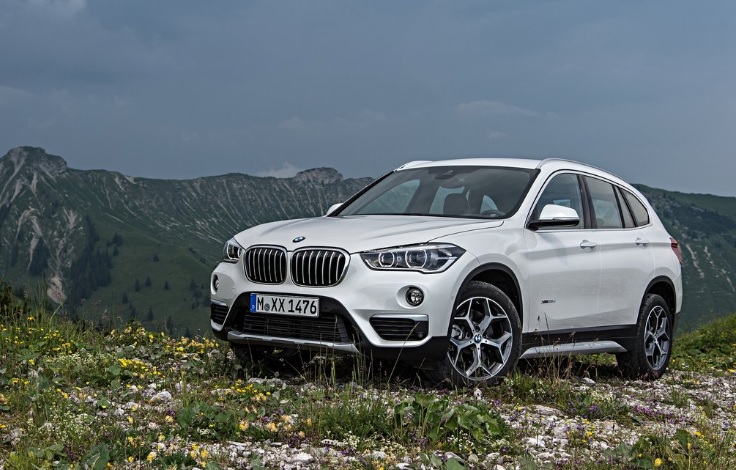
[644,276,677,314]
[460,263,523,324]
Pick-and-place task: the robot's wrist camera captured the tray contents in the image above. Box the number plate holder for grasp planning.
[249,293,320,317]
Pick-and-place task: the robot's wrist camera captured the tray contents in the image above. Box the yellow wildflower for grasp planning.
[146,451,157,462]
[654,458,663,467]
[239,420,249,431]
[266,422,278,432]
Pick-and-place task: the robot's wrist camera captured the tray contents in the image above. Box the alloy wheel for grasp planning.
[644,305,670,370]
[448,296,513,380]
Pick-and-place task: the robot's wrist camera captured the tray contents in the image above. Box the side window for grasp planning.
[531,173,584,229]
[585,177,623,229]
[622,189,650,227]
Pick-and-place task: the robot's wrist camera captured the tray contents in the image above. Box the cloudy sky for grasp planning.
[1,1,735,195]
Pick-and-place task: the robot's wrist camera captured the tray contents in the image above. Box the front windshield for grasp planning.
[337,166,538,219]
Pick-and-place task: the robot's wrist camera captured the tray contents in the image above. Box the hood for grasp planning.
[233,215,504,253]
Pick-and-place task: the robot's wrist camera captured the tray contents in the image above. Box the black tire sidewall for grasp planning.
[632,294,674,378]
[433,280,522,386]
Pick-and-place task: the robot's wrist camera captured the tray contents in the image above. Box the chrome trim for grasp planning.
[520,340,626,359]
[291,247,349,287]
[227,331,360,354]
[370,314,429,322]
[243,245,288,284]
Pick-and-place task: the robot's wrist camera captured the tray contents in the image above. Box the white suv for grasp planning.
[210,158,683,385]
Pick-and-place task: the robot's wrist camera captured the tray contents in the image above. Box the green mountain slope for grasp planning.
[2,146,735,334]
[636,185,736,329]
[0,147,371,335]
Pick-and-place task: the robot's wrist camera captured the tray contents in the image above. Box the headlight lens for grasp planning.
[222,238,244,263]
[360,244,465,273]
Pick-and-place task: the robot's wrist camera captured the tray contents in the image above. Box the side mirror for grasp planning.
[528,204,580,230]
[325,203,343,216]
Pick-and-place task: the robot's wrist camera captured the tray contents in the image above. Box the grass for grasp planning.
[1,283,736,468]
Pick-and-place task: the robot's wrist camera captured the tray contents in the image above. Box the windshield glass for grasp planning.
[337,166,537,218]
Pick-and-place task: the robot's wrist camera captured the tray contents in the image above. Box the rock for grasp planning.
[535,405,559,416]
[291,452,314,464]
[151,390,173,402]
[524,436,546,448]
[582,377,596,385]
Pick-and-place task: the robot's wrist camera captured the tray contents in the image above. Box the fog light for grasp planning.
[406,287,424,306]
[212,275,219,293]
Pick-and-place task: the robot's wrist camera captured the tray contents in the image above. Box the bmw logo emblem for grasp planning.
[293,236,306,243]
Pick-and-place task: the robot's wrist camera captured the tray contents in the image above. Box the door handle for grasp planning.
[580,240,598,249]
[635,238,650,246]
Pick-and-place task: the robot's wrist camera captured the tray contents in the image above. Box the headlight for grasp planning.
[222,238,244,263]
[360,243,465,273]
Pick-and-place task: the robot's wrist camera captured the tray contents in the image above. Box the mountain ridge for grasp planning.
[2,146,735,334]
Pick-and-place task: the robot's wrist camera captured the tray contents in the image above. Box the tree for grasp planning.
[121,292,129,304]
[145,276,152,288]
[134,279,141,292]
[152,253,160,262]
[146,307,154,322]
[164,280,170,290]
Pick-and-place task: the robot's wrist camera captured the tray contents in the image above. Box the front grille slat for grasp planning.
[291,249,347,287]
[244,246,287,284]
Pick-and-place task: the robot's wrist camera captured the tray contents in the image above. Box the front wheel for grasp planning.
[617,294,674,379]
[425,281,521,386]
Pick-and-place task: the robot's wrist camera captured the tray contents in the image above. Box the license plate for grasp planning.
[249,293,319,317]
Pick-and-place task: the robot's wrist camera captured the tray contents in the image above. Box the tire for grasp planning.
[231,344,309,370]
[425,281,522,386]
[617,294,673,380]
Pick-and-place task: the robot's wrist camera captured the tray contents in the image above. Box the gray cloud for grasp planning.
[455,100,541,118]
[0,0,735,195]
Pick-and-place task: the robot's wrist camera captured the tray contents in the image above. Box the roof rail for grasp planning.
[396,160,433,170]
[536,158,625,181]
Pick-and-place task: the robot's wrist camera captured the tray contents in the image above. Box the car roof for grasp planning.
[397,157,629,186]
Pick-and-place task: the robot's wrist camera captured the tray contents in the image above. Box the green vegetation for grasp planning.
[0,147,372,337]
[2,284,736,469]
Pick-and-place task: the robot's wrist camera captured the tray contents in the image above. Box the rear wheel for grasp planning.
[426,281,521,386]
[617,294,673,379]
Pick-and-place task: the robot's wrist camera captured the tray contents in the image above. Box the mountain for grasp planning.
[634,185,736,329]
[0,146,734,334]
[0,147,371,335]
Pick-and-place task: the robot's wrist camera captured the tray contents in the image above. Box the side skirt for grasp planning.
[520,324,637,359]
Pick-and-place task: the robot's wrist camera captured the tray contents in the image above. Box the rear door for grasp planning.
[584,176,655,326]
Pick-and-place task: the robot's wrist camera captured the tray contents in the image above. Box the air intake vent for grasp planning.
[291,249,348,287]
[244,246,287,284]
[210,303,229,325]
[370,317,428,341]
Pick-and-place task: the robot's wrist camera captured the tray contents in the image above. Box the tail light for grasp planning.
[670,237,683,264]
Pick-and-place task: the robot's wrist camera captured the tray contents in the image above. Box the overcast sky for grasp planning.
[1,1,735,195]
